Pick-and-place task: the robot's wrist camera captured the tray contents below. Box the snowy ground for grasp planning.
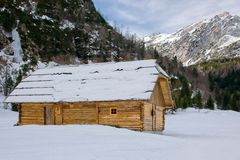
[0,108,240,160]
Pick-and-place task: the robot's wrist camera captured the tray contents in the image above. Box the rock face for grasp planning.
[0,0,125,64]
[145,12,240,66]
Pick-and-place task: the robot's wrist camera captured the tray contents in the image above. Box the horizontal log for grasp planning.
[21,122,44,125]
[66,108,101,111]
[63,118,96,121]
[21,112,44,116]
[63,111,96,114]
[21,120,44,123]
[21,107,44,111]
[63,121,97,124]
[99,119,141,122]
[21,117,44,120]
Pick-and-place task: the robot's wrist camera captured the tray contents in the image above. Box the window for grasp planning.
[110,108,117,115]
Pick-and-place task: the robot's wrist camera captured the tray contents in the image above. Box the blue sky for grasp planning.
[92,0,240,36]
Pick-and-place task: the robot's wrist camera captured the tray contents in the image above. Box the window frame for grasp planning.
[110,108,118,115]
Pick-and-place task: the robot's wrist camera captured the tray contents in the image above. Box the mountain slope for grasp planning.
[0,0,149,100]
[0,0,124,63]
[145,12,240,66]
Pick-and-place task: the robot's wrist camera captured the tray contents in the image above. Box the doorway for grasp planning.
[44,106,53,125]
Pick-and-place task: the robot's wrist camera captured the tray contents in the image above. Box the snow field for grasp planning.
[0,108,240,160]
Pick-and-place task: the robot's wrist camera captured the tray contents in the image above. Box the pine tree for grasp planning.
[1,66,14,97]
[180,76,192,108]
[205,96,214,110]
[231,94,239,112]
[153,48,159,59]
[194,91,203,109]
[113,49,121,62]
[11,103,18,112]
[222,92,230,110]
[15,70,23,87]
[181,97,189,109]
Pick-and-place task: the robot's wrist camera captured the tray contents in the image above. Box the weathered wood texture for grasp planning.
[54,104,63,125]
[62,103,97,124]
[19,100,166,131]
[151,76,173,108]
[143,102,153,131]
[143,102,165,131]
[159,78,173,107]
[98,101,143,130]
[19,101,144,130]
[155,106,165,131]
[151,82,164,107]
[20,104,48,125]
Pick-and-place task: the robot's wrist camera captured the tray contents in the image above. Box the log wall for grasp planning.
[20,104,51,125]
[98,101,143,130]
[19,100,166,131]
[62,103,97,124]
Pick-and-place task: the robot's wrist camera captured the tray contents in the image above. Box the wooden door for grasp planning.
[44,106,53,125]
[54,105,63,125]
[155,106,165,131]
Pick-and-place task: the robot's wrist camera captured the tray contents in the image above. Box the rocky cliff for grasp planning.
[145,12,240,66]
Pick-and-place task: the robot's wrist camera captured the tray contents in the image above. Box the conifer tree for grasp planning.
[222,92,230,110]
[1,66,14,97]
[153,48,159,59]
[205,96,214,110]
[180,76,192,108]
[194,91,203,109]
[231,94,239,112]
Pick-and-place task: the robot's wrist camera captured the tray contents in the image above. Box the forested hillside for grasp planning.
[0,0,150,63]
[0,0,151,101]
[157,55,240,111]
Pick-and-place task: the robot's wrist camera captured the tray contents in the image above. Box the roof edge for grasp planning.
[4,99,151,104]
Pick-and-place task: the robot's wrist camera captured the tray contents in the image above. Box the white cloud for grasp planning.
[115,9,140,22]
[93,0,240,36]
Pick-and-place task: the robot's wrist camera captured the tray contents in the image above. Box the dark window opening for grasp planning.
[110,108,117,115]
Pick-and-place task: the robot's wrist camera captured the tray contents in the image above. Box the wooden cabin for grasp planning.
[5,60,173,131]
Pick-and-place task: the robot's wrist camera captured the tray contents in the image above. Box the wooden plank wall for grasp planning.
[155,106,165,131]
[151,76,173,108]
[19,101,144,130]
[142,102,165,131]
[62,103,97,124]
[159,78,173,107]
[143,102,153,131]
[151,80,165,107]
[20,104,49,125]
[19,101,165,131]
[98,101,143,130]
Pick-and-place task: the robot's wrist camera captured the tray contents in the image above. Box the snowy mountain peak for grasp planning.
[145,12,240,66]
[215,11,230,20]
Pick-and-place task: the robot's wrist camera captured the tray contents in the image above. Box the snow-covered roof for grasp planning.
[5,60,169,103]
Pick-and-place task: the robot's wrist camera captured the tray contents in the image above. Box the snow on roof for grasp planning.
[5,60,169,103]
